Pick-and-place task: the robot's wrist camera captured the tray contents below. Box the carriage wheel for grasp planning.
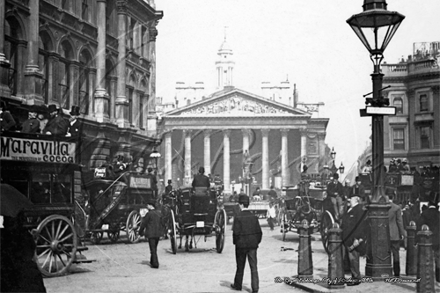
[126,210,141,244]
[107,230,120,243]
[169,210,177,254]
[215,208,227,253]
[90,231,103,244]
[320,210,335,254]
[282,213,288,242]
[34,215,77,277]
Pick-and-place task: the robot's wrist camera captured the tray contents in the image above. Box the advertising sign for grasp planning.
[1,136,76,164]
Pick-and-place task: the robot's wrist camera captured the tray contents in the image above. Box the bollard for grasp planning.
[405,221,417,276]
[416,225,435,293]
[327,223,345,288]
[298,219,313,277]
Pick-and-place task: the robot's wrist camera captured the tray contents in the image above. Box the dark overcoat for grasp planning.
[232,210,262,249]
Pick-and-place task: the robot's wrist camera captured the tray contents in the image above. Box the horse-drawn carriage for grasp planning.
[281,181,326,241]
[81,169,156,244]
[0,132,90,277]
[165,186,227,254]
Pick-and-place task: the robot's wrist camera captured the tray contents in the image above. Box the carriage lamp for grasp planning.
[330,147,336,160]
[347,0,404,279]
[338,163,345,174]
[149,148,161,172]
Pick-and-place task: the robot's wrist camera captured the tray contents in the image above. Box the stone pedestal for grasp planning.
[416,225,435,293]
[298,220,313,277]
[406,221,417,276]
[327,223,345,289]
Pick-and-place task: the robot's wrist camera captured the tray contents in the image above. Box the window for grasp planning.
[139,93,144,128]
[5,17,20,95]
[393,97,403,114]
[420,126,431,148]
[79,51,91,114]
[420,94,429,112]
[393,128,405,150]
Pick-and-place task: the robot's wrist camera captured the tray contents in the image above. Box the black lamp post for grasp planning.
[347,0,404,278]
[330,147,345,176]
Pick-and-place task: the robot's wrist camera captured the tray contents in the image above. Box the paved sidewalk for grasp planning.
[277,232,440,293]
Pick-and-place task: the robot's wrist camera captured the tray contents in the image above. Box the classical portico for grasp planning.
[158,87,328,195]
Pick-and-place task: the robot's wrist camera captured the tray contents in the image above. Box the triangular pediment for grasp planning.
[164,87,310,117]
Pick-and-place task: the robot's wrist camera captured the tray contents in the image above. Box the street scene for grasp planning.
[0,0,439,293]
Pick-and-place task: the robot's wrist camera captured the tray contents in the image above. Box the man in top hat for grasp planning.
[350,176,366,203]
[192,166,210,189]
[341,193,368,286]
[139,199,162,269]
[66,106,81,137]
[43,104,69,136]
[231,194,262,293]
[327,173,345,220]
[146,167,158,198]
[320,165,332,185]
[21,105,40,134]
[164,179,173,196]
[0,101,16,132]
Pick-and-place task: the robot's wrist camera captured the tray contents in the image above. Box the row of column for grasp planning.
[164,128,308,194]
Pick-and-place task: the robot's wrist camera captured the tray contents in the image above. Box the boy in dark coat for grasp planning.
[139,200,162,268]
[231,194,262,293]
[21,105,40,133]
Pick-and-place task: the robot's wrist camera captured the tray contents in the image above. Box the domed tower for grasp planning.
[215,32,235,89]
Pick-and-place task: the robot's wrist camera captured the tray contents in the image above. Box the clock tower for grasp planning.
[215,31,235,89]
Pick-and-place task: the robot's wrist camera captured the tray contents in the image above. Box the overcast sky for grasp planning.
[155,0,440,171]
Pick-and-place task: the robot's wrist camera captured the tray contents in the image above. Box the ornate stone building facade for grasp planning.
[158,38,329,194]
[0,0,163,168]
[382,42,440,168]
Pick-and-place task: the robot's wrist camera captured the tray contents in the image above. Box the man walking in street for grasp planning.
[139,199,162,269]
[231,194,262,293]
[341,194,368,286]
[388,193,406,277]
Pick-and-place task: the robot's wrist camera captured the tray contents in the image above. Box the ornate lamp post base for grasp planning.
[365,195,392,278]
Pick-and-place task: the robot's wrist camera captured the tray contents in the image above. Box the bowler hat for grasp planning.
[238,194,249,205]
[167,179,172,184]
[48,104,58,113]
[69,105,80,116]
[333,173,339,179]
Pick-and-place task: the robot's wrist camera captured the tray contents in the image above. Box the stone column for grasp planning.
[69,62,80,108]
[146,18,160,136]
[164,131,173,183]
[203,130,212,176]
[184,130,192,185]
[318,133,326,162]
[94,0,109,122]
[0,0,11,98]
[281,129,289,187]
[24,0,44,105]
[115,1,128,128]
[223,130,231,194]
[242,129,250,152]
[261,129,270,190]
[300,129,308,170]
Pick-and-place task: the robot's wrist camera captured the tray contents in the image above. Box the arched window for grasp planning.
[59,41,74,110]
[393,97,403,114]
[79,50,92,114]
[39,32,53,103]
[4,17,22,95]
[420,95,428,112]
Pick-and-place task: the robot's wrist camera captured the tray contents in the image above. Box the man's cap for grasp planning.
[146,199,156,207]
[238,194,250,205]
